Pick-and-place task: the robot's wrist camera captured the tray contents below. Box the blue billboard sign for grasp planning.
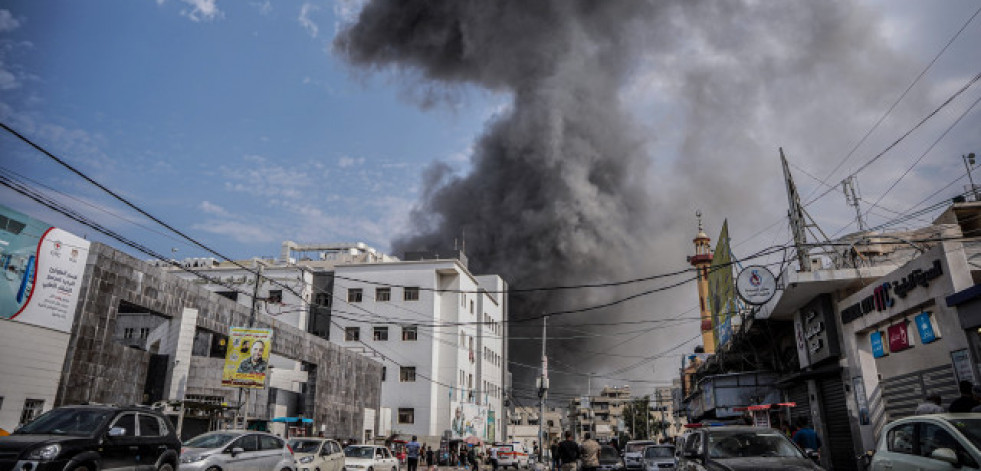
[914,312,938,344]
[870,331,887,358]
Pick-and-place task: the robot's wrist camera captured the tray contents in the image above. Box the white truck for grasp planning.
[494,443,530,469]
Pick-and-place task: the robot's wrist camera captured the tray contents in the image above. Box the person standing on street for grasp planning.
[791,417,822,455]
[427,446,436,468]
[950,381,981,412]
[915,394,945,414]
[579,433,600,471]
[406,436,422,471]
[551,440,560,471]
[557,431,580,471]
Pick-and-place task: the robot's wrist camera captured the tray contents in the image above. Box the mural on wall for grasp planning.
[450,402,487,439]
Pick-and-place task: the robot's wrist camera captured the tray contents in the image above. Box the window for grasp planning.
[233,434,259,452]
[470,300,474,314]
[919,423,976,466]
[140,328,150,339]
[400,367,416,382]
[139,414,162,436]
[314,292,330,307]
[110,413,137,437]
[373,326,389,341]
[260,435,284,450]
[402,325,418,341]
[398,408,415,424]
[216,291,238,301]
[381,367,387,381]
[124,328,135,339]
[404,287,420,301]
[268,290,283,304]
[376,287,391,302]
[887,423,915,454]
[348,288,363,303]
[19,399,44,425]
[345,327,360,341]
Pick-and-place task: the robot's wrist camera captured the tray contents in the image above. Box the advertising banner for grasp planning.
[708,220,737,349]
[450,402,487,439]
[870,331,887,358]
[1,205,90,333]
[888,322,913,353]
[222,327,273,388]
[914,312,939,344]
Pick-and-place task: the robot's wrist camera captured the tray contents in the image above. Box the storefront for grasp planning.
[840,242,975,452]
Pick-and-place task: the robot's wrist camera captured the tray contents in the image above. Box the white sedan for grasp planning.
[344,445,400,471]
[871,413,981,470]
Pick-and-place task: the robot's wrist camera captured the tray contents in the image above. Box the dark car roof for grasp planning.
[57,404,165,414]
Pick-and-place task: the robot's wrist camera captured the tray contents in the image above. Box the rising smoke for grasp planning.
[334,0,918,396]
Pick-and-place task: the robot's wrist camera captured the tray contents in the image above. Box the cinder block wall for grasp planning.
[57,243,382,438]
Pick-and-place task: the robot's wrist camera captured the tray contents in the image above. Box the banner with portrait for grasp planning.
[222,327,273,388]
[449,402,487,439]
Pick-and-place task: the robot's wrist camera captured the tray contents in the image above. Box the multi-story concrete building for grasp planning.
[330,253,508,445]
[568,386,630,441]
[508,406,565,452]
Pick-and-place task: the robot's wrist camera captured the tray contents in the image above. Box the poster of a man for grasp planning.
[237,339,268,374]
[222,327,273,388]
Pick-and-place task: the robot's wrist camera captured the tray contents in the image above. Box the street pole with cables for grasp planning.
[537,316,548,464]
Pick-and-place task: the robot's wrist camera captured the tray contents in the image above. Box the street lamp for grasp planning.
[963,152,978,201]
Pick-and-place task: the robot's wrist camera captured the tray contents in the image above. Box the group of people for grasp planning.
[404,436,445,471]
[915,380,981,414]
[551,432,606,471]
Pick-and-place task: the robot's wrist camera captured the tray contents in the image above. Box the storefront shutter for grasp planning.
[819,378,856,471]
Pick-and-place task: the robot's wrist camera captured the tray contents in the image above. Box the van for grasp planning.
[496,443,529,468]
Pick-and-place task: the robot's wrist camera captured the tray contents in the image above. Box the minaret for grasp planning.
[687,210,715,354]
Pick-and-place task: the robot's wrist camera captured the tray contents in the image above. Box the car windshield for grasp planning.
[600,447,619,460]
[626,442,655,453]
[946,419,981,449]
[15,408,114,436]
[346,446,376,458]
[708,431,804,459]
[644,447,674,458]
[184,433,237,449]
[290,440,323,453]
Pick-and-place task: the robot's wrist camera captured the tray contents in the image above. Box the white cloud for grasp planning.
[338,155,365,168]
[0,9,20,32]
[299,3,319,38]
[253,1,272,16]
[199,200,231,217]
[180,0,222,22]
[0,68,17,90]
[192,220,277,244]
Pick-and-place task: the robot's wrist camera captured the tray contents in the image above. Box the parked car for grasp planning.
[623,441,657,470]
[676,426,823,471]
[642,444,675,471]
[0,404,180,471]
[598,444,625,471]
[343,445,400,471]
[870,413,981,470]
[290,438,345,471]
[180,430,295,471]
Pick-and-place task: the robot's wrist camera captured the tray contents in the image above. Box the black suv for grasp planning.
[0,404,181,471]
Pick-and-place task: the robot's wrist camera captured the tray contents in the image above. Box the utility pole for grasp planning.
[963,152,978,201]
[235,264,263,429]
[841,175,866,231]
[537,316,548,464]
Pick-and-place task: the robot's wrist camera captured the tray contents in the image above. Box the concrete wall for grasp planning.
[55,243,382,439]
[0,319,71,432]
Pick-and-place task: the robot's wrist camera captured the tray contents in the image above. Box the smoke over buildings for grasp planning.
[334,0,923,393]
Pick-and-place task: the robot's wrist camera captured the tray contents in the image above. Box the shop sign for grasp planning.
[842,260,943,324]
[914,312,939,344]
[795,295,839,367]
[951,349,976,384]
[888,322,913,353]
[735,265,777,305]
[870,331,887,358]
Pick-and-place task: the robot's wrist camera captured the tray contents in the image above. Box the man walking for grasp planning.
[950,381,980,412]
[557,431,580,471]
[406,436,422,471]
[579,433,600,471]
[791,418,822,455]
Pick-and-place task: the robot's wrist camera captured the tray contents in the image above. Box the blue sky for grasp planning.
[2,0,981,385]
[1,0,502,258]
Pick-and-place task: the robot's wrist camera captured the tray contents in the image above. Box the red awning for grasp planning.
[733,402,797,412]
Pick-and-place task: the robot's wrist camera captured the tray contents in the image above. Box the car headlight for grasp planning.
[27,444,61,460]
[180,455,209,464]
[300,456,315,464]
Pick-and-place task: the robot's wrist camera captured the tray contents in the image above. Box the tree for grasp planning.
[622,396,653,440]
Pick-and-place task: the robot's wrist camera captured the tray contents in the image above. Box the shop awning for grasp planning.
[733,402,796,412]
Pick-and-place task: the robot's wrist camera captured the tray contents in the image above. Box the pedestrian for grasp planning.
[407,436,422,471]
[791,417,821,455]
[915,393,945,414]
[551,440,560,471]
[427,446,436,467]
[579,433,600,471]
[468,446,480,471]
[950,381,981,412]
[557,431,580,471]
[460,446,469,469]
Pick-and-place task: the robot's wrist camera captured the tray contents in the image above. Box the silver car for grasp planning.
[642,445,675,471]
[180,430,296,471]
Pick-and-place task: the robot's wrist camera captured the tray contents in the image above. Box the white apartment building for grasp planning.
[331,256,508,445]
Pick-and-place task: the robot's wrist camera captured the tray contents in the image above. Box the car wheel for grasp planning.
[206,467,221,471]
[71,466,91,471]
[158,464,174,471]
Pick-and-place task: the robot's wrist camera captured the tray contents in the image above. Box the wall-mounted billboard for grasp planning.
[222,327,274,388]
[0,205,90,333]
[450,402,487,439]
[708,220,737,349]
